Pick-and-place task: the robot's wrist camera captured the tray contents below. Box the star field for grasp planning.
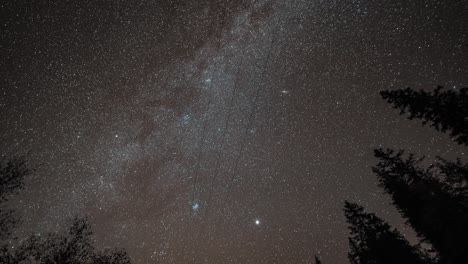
[1,0,467,263]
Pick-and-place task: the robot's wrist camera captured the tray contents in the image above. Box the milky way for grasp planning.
[1,0,467,263]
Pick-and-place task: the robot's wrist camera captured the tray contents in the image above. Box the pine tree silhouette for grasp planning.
[373,148,468,264]
[380,86,468,145]
[0,156,132,263]
[344,201,432,264]
[435,157,468,196]
[12,217,131,264]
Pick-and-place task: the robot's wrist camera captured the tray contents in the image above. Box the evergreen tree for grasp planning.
[380,86,468,145]
[434,157,468,196]
[344,201,431,264]
[12,217,132,264]
[373,148,468,264]
[0,155,132,263]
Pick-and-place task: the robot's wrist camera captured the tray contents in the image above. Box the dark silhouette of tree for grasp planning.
[0,155,132,263]
[344,201,432,264]
[0,156,32,263]
[434,157,468,196]
[380,86,468,145]
[314,255,322,264]
[0,156,31,240]
[12,217,131,264]
[373,148,468,264]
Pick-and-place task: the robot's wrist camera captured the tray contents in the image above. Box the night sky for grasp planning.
[1,0,468,263]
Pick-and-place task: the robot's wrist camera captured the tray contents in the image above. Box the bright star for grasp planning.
[192,202,199,211]
[255,219,260,225]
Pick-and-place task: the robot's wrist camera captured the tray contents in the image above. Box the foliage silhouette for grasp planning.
[365,84,468,263]
[0,156,132,263]
[11,217,131,264]
[0,156,31,240]
[380,86,468,145]
[344,201,432,264]
[373,148,468,264]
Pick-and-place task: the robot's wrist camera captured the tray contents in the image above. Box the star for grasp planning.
[255,219,260,225]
